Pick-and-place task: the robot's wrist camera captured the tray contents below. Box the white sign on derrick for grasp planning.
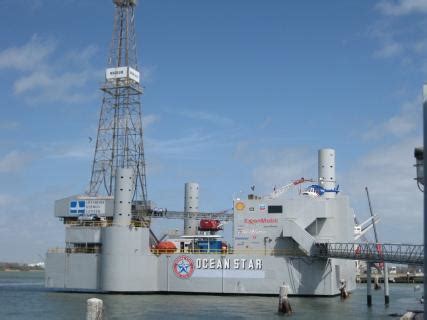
[105,66,140,84]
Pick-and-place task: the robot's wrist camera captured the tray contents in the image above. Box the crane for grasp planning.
[354,215,381,241]
[263,178,313,199]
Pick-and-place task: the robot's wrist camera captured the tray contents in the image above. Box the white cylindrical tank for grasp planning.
[318,148,336,198]
[113,167,135,225]
[184,182,199,235]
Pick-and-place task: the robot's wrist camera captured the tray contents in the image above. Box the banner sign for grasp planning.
[106,66,140,84]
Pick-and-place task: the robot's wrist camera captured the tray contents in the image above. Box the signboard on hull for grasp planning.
[172,255,264,279]
[69,199,106,215]
[244,218,278,224]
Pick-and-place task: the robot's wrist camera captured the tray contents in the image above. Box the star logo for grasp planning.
[173,256,194,279]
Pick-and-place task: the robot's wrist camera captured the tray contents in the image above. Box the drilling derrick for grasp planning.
[88,0,147,207]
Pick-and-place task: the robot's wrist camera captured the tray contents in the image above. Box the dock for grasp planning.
[357,273,424,284]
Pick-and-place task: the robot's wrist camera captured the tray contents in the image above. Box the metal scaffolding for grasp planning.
[88,0,147,206]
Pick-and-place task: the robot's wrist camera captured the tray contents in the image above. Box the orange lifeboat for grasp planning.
[199,219,222,231]
[154,241,177,254]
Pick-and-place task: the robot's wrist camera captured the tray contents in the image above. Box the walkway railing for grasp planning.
[48,247,308,256]
[314,242,424,265]
[64,220,150,228]
[151,248,307,256]
[48,247,102,254]
[149,211,234,221]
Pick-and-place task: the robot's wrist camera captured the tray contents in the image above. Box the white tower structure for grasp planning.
[113,167,135,226]
[318,148,336,199]
[184,182,199,235]
[88,0,148,208]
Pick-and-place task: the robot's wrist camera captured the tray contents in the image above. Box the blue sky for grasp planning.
[0,0,425,262]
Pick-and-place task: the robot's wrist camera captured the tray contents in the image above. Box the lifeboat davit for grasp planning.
[154,241,177,253]
[199,219,222,231]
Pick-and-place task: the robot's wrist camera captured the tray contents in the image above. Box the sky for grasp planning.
[0,0,425,262]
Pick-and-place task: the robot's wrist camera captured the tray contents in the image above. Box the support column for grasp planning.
[367,262,372,307]
[423,84,427,320]
[384,263,390,305]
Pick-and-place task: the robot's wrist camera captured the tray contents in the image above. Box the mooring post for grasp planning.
[86,298,103,320]
[278,285,292,315]
[383,263,389,305]
[374,275,381,290]
[367,263,372,307]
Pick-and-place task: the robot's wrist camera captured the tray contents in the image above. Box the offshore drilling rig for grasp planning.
[45,0,366,295]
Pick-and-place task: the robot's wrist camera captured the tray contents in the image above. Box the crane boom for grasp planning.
[264,178,311,199]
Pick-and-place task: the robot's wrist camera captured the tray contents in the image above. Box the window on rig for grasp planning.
[268,205,283,214]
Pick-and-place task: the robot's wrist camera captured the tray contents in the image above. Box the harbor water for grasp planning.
[0,271,423,319]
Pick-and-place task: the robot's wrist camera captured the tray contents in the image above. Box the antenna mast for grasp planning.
[88,0,147,206]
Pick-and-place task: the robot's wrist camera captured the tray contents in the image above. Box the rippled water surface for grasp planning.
[0,272,423,319]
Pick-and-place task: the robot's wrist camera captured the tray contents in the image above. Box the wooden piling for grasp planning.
[339,280,349,299]
[367,263,372,307]
[86,298,103,320]
[384,263,390,305]
[374,275,381,290]
[278,285,292,315]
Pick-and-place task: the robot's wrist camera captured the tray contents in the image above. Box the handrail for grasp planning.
[48,247,101,254]
[151,248,308,256]
[48,247,308,256]
[65,220,151,228]
[314,242,424,265]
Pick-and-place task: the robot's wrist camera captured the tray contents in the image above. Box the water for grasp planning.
[0,271,423,319]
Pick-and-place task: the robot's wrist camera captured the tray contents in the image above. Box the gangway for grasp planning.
[314,242,423,265]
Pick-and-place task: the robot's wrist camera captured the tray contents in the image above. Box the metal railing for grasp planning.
[64,220,150,228]
[314,242,424,265]
[48,246,308,256]
[149,211,234,221]
[48,247,102,254]
[151,248,307,256]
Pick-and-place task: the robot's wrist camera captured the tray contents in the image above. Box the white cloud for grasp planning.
[0,121,19,130]
[142,114,159,129]
[24,139,93,160]
[176,109,234,127]
[348,88,423,243]
[377,0,427,16]
[0,190,65,262]
[0,35,55,71]
[0,194,18,207]
[371,0,427,75]
[251,147,316,193]
[0,35,100,104]
[146,132,216,159]
[362,95,421,140]
[373,41,403,58]
[47,144,92,159]
[0,151,34,173]
[232,140,320,194]
[0,35,153,105]
[13,69,97,103]
[344,137,422,243]
[140,65,157,83]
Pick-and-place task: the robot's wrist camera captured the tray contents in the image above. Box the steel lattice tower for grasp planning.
[88,0,147,206]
